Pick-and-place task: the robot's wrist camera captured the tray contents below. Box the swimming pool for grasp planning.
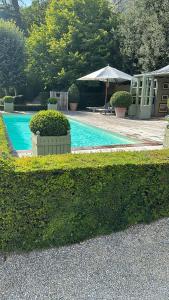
[2,114,136,151]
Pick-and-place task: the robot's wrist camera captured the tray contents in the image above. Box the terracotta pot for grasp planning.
[115,107,127,118]
[69,102,78,111]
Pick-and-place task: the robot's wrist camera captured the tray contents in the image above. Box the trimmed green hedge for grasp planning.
[0,104,47,111]
[1,150,169,252]
[0,116,10,155]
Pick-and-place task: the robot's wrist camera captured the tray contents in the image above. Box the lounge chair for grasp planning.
[86,102,114,114]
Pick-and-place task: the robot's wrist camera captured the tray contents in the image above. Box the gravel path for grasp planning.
[1,219,169,300]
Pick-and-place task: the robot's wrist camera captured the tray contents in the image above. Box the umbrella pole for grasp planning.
[105,81,108,109]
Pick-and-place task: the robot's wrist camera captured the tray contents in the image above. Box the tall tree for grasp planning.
[0,19,25,94]
[0,0,22,28]
[21,0,48,34]
[27,0,121,89]
[120,0,169,73]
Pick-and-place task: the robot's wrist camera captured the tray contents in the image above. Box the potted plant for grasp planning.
[47,97,59,110]
[110,91,132,118]
[3,96,14,112]
[68,84,80,111]
[30,110,71,156]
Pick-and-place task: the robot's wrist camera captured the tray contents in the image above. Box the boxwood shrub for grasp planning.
[48,97,58,104]
[1,149,169,252]
[30,110,70,136]
[3,96,14,103]
[110,91,132,108]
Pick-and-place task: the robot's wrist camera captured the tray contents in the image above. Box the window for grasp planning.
[159,103,168,113]
[161,95,169,102]
[163,83,169,89]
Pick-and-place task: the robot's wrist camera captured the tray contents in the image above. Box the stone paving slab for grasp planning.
[1,218,169,299]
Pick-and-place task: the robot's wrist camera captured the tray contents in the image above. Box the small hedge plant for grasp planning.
[48,97,58,104]
[110,91,132,108]
[30,110,70,136]
[68,84,80,103]
[3,96,14,103]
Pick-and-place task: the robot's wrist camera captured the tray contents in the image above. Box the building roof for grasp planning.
[135,65,169,78]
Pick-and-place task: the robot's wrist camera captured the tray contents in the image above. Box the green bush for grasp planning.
[1,149,169,252]
[3,96,14,103]
[48,97,58,104]
[29,110,70,136]
[68,84,80,103]
[0,117,10,156]
[110,91,132,108]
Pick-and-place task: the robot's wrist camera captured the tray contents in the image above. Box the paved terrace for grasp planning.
[64,111,167,153]
[15,111,167,157]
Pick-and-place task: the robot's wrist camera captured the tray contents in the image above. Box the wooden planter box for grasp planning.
[32,131,71,156]
[48,103,58,110]
[163,125,169,148]
[4,102,14,112]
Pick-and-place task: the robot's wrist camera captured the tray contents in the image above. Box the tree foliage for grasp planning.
[0,19,25,94]
[27,0,121,89]
[21,0,49,34]
[120,0,169,73]
[0,0,22,28]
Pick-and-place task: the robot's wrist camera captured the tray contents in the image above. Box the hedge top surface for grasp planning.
[110,91,132,108]
[3,96,14,103]
[48,97,59,104]
[29,110,70,136]
[13,149,169,173]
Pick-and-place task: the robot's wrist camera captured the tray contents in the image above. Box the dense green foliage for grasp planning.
[0,0,22,29]
[3,96,14,103]
[27,0,121,89]
[1,149,169,252]
[48,98,58,104]
[110,91,132,108]
[68,84,80,103]
[120,0,169,73]
[0,116,10,155]
[30,110,70,136]
[21,0,49,34]
[0,20,25,95]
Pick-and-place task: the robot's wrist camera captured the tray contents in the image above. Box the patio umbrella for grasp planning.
[77,65,132,107]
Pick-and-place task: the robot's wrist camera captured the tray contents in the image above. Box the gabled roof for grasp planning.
[135,65,169,78]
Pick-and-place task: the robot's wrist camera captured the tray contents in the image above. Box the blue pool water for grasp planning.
[2,114,136,151]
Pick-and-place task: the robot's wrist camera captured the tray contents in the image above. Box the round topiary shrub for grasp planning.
[3,96,14,103]
[68,84,80,103]
[110,91,132,108]
[48,97,58,104]
[30,110,70,136]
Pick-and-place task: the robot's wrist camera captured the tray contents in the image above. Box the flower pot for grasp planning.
[32,131,71,156]
[4,102,14,113]
[70,103,78,111]
[163,124,169,148]
[115,107,126,118]
[48,103,58,110]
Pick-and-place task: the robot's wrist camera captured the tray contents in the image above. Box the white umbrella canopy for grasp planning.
[77,65,132,106]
